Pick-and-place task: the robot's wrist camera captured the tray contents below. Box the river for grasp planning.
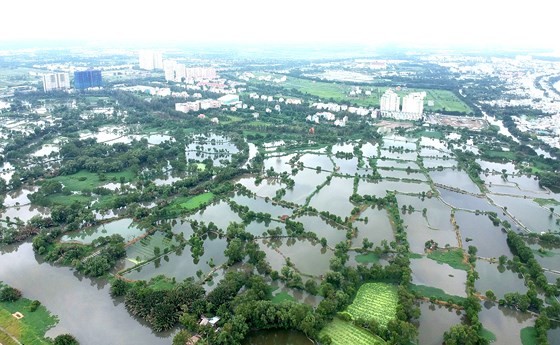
[0,242,173,345]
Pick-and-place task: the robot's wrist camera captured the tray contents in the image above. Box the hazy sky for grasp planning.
[1,0,557,50]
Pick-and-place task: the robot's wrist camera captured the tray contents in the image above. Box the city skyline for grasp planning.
[1,0,559,52]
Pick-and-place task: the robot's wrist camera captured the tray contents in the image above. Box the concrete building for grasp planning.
[380,89,400,112]
[74,70,102,90]
[139,50,163,70]
[42,73,70,92]
[401,92,426,119]
[218,94,240,106]
[185,67,217,81]
[175,102,200,113]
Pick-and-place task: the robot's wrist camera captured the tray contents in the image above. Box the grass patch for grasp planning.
[48,194,91,205]
[409,284,467,305]
[178,192,214,211]
[319,318,386,345]
[271,291,296,304]
[534,198,560,207]
[408,252,424,259]
[0,296,58,345]
[480,327,497,342]
[147,275,176,291]
[427,249,469,271]
[53,170,135,191]
[520,326,537,345]
[346,283,397,327]
[196,163,206,172]
[355,252,380,264]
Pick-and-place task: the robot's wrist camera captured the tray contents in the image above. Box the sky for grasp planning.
[1,0,558,50]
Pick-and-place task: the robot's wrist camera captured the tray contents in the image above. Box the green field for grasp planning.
[355,252,380,264]
[346,283,398,327]
[480,327,497,342]
[53,170,136,191]
[0,295,58,345]
[260,75,473,114]
[271,291,296,304]
[520,326,537,345]
[409,284,467,305]
[427,249,469,271]
[319,318,386,345]
[178,192,214,210]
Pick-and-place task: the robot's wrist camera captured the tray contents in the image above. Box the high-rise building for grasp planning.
[401,92,426,119]
[42,73,70,92]
[185,67,217,80]
[74,70,103,90]
[380,89,400,112]
[139,50,163,70]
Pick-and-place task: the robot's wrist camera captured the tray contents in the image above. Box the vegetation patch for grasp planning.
[346,283,397,327]
[520,326,537,345]
[533,198,560,207]
[355,252,380,264]
[319,318,386,345]
[479,327,497,342]
[53,170,135,191]
[271,291,296,304]
[178,192,214,210]
[0,295,58,345]
[409,284,467,305]
[427,249,469,271]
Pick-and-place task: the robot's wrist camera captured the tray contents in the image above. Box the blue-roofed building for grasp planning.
[74,70,102,90]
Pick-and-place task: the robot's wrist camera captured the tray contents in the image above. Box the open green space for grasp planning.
[271,291,296,304]
[53,170,135,191]
[125,232,179,265]
[409,284,467,305]
[427,249,469,271]
[177,192,215,211]
[257,75,473,114]
[48,194,91,205]
[0,297,57,345]
[520,326,537,345]
[346,283,397,327]
[355,252,380,264]
[319,318,386,345]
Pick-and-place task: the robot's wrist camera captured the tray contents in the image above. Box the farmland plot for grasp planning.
[346,282,398,327]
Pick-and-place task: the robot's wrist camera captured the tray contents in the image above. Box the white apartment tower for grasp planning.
[139,50,163,70]
[42,73,70,92]
[380,89,400,112]
[401,92,426,120]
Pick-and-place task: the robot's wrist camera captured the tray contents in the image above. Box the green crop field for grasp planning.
[346,283,397,327]
[258,75,473,114]
[126,232,179,264]
[319,318,386,345]
[427,249,469,271]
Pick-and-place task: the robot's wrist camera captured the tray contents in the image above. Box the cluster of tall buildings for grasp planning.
[380,89,425,120]
[164,61,217,83]
[138,50,217,82]
[42,70,102,92]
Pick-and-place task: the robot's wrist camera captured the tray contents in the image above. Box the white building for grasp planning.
[380,89,400,112]
[139,50,163,70]
[175,102,200,113]
[401,92,426,119]
[42,73,70,92]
